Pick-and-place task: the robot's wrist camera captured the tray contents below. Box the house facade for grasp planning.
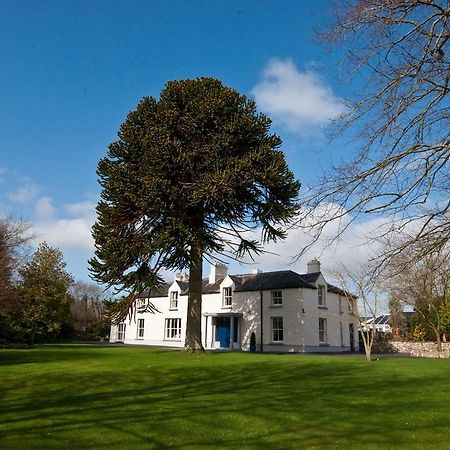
[110,259,359,353]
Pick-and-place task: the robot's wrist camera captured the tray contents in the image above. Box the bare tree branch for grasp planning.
[299,0,450,265]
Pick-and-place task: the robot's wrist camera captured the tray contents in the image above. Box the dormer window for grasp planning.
[222,287,232,308]
[318,285,326,307]
[271,290,282,306]
[170,291,178,310]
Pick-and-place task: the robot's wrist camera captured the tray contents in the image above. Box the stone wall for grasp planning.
[391,341,450,358]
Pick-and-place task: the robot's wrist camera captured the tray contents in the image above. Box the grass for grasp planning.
[1,346,450,449]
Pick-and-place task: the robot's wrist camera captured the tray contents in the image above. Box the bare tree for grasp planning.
[0,217,32,312]
[300,0,450,267]
[331,262,383,361]
[386,242,450,352]
[70,281,109,337]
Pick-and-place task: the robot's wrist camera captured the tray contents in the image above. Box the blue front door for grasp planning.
[215,317,231,348]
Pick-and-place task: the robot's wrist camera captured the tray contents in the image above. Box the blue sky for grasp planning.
[1,1,375,282]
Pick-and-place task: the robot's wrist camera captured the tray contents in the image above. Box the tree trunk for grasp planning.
[435,328,442,353]
[184,243,205,352]
[362,329,373,362]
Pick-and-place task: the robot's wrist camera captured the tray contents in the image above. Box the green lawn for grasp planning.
[1,346,450,449]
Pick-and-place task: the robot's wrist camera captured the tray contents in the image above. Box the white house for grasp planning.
[110,259,359,353]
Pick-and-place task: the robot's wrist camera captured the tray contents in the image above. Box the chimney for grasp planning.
[307,258,321,274]
[209,263,228,284]
[174,273,189,282]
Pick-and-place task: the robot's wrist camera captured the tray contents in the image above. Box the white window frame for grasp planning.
[165,318,181,340]
[137,318,145,339]
[170,291,179,310]
[117,323,126,341]
[318,285,326,307]
[271,316,283,343]
[319,318,327,344]
[222,287,232,308]
[271,290,283,306]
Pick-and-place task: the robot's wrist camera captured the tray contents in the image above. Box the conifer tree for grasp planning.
[18,242,73,344]
[90,78,300,351]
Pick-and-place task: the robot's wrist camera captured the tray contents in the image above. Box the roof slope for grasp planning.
[137,269,355,298]
[233,270,315,292]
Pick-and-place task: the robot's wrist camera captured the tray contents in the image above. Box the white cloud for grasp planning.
[33,217,94,251]
[65,201,97,220]
[223,206,390,278]
[32,198,96,252]
[35,197,56,221]
[251,58,347,133]
[8,181,40,204]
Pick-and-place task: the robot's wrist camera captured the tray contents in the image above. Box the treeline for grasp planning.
[0,217,112,345]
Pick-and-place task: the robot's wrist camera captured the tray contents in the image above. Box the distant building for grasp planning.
[364,312,415,335]
[366,314,392,334]
[110,259,359,353]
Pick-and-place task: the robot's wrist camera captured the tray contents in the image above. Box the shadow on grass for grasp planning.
[1,346,450,449]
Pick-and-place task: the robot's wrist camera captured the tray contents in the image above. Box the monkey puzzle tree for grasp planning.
[90,78,300,352]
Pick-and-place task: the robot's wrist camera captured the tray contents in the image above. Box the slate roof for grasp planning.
[176,280,190,295]
[327,282,357,299]
[202,278,224,294]
[138,283,171,299]
[137,269,354,298]
[300,272,321,284]
[233,270,315,292]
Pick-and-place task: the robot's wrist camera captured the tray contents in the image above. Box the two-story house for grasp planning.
[110,259,359,352]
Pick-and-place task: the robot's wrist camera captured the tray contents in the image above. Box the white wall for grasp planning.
[110,273,359,353]
[301,274,358,352]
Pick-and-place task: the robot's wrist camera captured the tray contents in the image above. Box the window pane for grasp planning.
[271,290,282,305]
[318,286,325,306]
[272,317,283,342]
[165,318,181,339]
[319,318,327,343]
[170,291,178,309]
[138,319,145,338]
[223,287,232,306]
[118,323,126,340]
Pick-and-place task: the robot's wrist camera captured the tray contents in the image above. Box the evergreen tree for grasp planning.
[90,77,300,351]
[18,242,73,344]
